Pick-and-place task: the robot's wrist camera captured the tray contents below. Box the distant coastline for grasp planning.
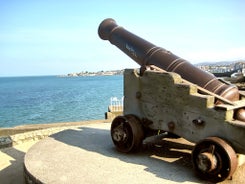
[59,60,245,78]
[58,69,124,77]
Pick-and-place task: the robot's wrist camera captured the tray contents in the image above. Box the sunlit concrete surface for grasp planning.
[1,122,244,184]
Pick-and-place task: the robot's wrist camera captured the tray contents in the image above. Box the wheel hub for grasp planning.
[112,124,127,142]
[197,152,217,172]
[192,137,238,183]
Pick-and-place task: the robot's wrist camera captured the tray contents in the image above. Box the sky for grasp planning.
[0,0,245,76]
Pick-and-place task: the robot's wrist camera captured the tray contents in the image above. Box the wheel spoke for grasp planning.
[208,144,215,155]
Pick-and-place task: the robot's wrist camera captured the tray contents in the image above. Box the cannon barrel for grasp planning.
[98,18,240,103]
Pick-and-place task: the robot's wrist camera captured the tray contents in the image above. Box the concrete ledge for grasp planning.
[0,119,111,149]
[105,111,122,120]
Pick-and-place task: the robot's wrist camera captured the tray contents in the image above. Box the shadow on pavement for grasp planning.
[0,147,25,184]
[50,126,204,183]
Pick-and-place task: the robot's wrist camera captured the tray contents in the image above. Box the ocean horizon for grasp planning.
[0,75,123,128]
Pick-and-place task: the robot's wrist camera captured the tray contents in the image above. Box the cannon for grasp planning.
[98,18,245,183]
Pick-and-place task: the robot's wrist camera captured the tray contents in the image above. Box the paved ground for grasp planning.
[0,140,38,183]
[1,122,245,184]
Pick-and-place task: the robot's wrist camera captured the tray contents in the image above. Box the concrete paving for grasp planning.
[0,140,38,184]
[1,122,244,184]
[24,123,244,184]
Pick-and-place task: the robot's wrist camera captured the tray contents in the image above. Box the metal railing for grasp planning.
[109,97,123,112]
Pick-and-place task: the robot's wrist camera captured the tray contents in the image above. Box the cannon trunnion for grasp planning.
[98,18,245,183]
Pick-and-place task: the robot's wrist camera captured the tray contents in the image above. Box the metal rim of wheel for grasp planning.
[191,136,238,183]
[111,115,145,153]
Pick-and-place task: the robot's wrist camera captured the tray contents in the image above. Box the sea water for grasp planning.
[0,75,123,128]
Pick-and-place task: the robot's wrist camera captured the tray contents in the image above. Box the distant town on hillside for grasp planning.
[62,60,245,77]
[63,70,124,77]
[195,60,245,76]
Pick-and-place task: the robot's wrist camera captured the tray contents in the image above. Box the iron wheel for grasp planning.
[111,115,145,153]
[192,137,238,183]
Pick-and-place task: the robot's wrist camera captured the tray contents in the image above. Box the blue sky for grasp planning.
[0,0,245,76]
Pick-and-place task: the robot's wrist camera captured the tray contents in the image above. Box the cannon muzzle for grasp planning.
[98,18,245,120]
